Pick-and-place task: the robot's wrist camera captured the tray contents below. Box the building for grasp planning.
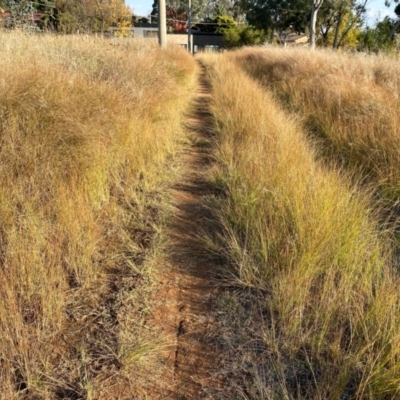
[192,32,223,51]
[1,10,43,28]
[133,23,158,38]
[277,33,309,46]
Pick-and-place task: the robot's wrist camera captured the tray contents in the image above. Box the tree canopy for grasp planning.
[317,0,367,49]
[152,0,244,22]
[2,0,132,32]
[241,0,310,32]
[2,0,400,51]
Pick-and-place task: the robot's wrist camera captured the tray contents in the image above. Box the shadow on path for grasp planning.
[166,64,225,399]
[151,64,226,399]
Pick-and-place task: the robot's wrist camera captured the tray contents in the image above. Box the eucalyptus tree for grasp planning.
[4,0,37,28]
[388,2,400,39]
[152,0,240,22]
[333,0,366,48]
[310,0,324,48]
[318,0,367,48]
[198,0,229,19]
[241,0,310,42]
[54,0,131,33]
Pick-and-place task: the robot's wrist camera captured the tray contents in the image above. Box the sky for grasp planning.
[127,0,153,16]
[125,0,398,27]
[366,0,397,25]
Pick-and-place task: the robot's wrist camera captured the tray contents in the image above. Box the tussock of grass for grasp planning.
[0,32,196,398]
[234,48,400,204]
[198,53,400,398]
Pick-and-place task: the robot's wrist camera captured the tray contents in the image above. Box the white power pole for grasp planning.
[158,0,167,48]
[187,0,192,53]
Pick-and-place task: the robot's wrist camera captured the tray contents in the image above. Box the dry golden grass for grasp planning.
[0,32,196,398]
[234,47,400,204]
[198,51,400,398]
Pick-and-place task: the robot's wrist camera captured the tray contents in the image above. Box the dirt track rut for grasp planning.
[144,65,223,399]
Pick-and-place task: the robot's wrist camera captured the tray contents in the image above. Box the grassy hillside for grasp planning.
[198,51,400,399]
[0,32,196,399]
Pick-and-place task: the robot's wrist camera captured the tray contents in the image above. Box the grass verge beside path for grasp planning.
[198,52,400,399]
[0,32,196,399]
[234,48,400,206]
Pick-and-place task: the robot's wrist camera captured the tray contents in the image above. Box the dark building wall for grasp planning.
[193,33,223,49]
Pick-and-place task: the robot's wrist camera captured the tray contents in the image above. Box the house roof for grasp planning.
[276,33,309,45]
[286,33,308,43]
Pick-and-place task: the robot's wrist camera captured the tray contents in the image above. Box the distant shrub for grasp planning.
[213,15,265,48]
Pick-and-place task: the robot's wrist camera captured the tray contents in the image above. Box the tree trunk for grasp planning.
[269,13,278,43]
[321,28,328,46]
[336,0,368,49]
[310,0,323,49]
[269,26,275,43]
[332,12,342,49]
[389,19,400,40]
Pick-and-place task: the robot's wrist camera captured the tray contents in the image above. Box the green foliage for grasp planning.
[220,25,241,46]
[317,11,362,49]
[57,10,77,33]
[239,25,266,45]
[215,14,236,26]
[317,0,367,49]
[358,17,396,52]
[396,3,400,16]
[162,0,242,22]
[220,23,266,48]
[150,0,158,23]
[2,0,132,32]
[195,13,236,33]
[3,0,57,30]
[134,16,149,24]
[241,0,310,33]
[3,0,38,29]
[54,0,132,33]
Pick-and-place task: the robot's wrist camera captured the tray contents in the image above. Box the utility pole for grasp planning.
[187,0,192,53]
[158,0,167,48]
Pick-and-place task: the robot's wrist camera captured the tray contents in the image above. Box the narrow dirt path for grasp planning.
[142,65,224,399]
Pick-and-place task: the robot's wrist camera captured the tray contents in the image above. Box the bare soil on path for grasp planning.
[141,65,224,399]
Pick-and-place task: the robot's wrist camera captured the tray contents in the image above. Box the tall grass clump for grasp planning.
[198,52,400,398]
[0,31,196,398]
[234,48,400,205]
